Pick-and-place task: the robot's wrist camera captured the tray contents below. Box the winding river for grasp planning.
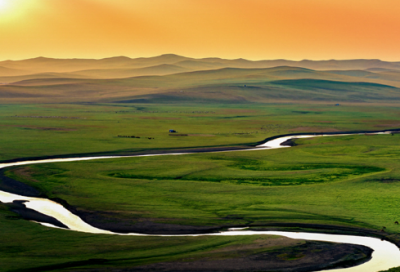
[1,131,400,272]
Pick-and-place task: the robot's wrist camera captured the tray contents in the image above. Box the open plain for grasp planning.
[1,55,400,271]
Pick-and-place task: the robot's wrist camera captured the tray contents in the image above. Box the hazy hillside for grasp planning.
[70,64,191,79]
[2,65,400,104]
[1,55,400,81]
[0,55,191,74]
[115,78,400,105]
[0,73,91,84]
[174,60,225,70]
[0,66,33,77]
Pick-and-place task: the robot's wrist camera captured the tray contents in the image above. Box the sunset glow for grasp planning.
[0,0,9,11]
[1,0,400,61]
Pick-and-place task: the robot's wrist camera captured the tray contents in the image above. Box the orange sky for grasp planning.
[1,0,400,61]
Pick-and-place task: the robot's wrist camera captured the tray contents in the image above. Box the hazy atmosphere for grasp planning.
[1,0,400,61]
[2,1,400,272]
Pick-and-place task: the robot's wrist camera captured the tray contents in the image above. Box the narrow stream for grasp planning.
[1,131,399,272]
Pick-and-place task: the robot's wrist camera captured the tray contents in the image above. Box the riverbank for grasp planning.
[2,130,400,271]
[1,130,400,242]
[2,128,399,166]
[111,241,372,272]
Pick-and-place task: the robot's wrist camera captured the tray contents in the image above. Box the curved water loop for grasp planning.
[1,131,400,271]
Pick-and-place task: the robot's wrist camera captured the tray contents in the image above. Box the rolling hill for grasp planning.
[1,54,400,79]
[0,66,33,77]
[2,65,400,104]
[69,64,191,79]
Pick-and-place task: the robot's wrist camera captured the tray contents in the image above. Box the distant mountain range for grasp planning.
[1,54,400,82]
[2,55,400,104]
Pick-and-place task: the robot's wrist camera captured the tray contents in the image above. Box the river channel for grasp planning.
[1,131,400,272]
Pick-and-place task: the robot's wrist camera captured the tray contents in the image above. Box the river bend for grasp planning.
[1,131,400,272]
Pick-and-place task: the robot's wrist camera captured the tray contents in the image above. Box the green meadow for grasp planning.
[1,102,400,270]
[2,63,400,270]
[1,202,291,271]
[3,123,400,270]
[1,102,400,161]
[7,133,400,235]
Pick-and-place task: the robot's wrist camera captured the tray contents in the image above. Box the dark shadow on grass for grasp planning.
[12,258,108,272]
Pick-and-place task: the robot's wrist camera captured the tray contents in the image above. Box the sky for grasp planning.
[0,0,400,61]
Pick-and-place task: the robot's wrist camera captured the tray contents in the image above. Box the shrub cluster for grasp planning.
[117,135,155,140]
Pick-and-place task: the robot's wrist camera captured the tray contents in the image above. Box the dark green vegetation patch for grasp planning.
[109,159,384,186]
[381,267,400,272]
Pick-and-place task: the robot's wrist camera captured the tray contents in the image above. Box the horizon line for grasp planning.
[1,54,399,63]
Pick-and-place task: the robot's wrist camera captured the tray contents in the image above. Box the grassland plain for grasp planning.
[1,102,400,161]
[6,134,400,233]
[1,133,399,271]
[3,55,400,271]
[2,102,400,271]
[0,135,394,271]
[2,202,312,271]
[0,203,372,272]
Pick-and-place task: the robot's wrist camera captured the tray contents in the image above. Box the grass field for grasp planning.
[1,102,400,161]
[2,201,301,271]
[5,134,400,234]
[2,61,400,271]
[3,128,400,270]
[0,204,371,272]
